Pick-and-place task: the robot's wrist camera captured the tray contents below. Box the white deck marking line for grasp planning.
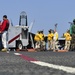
[14,52,75,74]
[14,53,22,55]
[31,61,75,74]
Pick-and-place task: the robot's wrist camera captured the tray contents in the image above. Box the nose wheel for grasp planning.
[16,41,23,50]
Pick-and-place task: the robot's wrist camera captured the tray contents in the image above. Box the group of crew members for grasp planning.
[34,30,46,50]
[34,29,72,51]
[0,15,72,52]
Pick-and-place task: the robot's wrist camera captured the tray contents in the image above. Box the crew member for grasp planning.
[0,15,9,51]
[47,29,54,50]
[40,31,46,50]
[64,30,72,50]
[53,30,59,50]
[34,31,41,49]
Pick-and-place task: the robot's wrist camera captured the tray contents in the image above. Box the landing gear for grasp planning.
[16,41,23,50]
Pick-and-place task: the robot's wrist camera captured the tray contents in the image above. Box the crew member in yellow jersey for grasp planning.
[34,31,41,49]
[47,29,54,50]
[64,30,72,50]
[40,31,46,50]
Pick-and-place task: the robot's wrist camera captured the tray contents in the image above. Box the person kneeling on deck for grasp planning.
[0,15,9,52]
[53,30,59,51]
[34,31,41,50]
[64,30,72,51]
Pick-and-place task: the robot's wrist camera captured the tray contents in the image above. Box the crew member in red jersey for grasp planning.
[0,15,9,51]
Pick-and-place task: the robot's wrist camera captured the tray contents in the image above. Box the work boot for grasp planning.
[1,48,7,52]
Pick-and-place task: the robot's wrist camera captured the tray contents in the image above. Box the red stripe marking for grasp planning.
[8,33,21,44]
[20,54,38,61]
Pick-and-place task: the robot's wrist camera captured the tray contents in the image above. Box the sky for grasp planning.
[0,0,75,37]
